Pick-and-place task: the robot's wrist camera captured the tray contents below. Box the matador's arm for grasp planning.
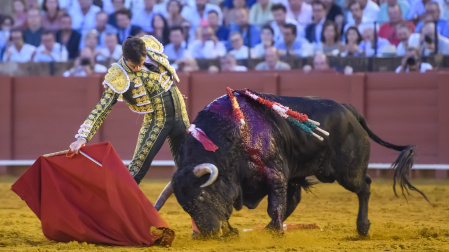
[75,87,119,142]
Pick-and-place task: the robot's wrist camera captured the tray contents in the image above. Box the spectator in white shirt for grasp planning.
[96,33,122,61]
[359,27,391,56]
[181,0,223,36]
[396,22,413,55]
[188,22,226,58]
[271,3,304,43]
[396,46,432,72]
[69,0,101,32]
[80,11,117,49]
[229,32,250,59]
[3,29,36,62]
[409,21,449,55]
[286,0,313,26]
[343,1,377,34]
[220,53,248,71]
[346,0,380,24]
[131,0,165,33]
[164,26,189,61]
[252,24,275,58]
[33,30,68,62]
[64,47,108,77]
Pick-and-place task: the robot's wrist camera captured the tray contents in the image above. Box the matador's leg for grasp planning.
[129,95,172,184]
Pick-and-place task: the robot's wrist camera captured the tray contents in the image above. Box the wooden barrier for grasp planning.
[0,71,448,178]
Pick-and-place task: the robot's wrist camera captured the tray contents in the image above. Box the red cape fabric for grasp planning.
[11,142,174,246]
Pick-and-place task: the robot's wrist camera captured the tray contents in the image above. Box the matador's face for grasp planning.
[125,56,145,72]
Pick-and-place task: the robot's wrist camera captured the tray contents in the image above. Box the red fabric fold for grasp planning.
[11,142,174,246]
[188,124,219,152]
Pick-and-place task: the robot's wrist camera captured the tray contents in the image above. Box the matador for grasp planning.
[69,36,189,184]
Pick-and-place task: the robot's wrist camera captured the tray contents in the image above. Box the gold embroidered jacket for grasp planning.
[75,36,189,141]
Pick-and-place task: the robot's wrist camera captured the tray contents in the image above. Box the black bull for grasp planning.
[155,91,428,239]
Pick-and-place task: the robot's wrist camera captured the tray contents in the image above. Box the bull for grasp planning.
[155,90,428,239]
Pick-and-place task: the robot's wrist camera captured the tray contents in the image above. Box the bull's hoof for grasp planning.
[223,227,239,240]
[357,220,371,237]
[264,225,284,237]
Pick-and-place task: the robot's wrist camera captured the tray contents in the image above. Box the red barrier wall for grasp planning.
[1,71,448,178]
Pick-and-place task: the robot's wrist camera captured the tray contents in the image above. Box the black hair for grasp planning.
[1,15,14,26]
[152,14,170,45]
[312,0,325,9]
[42,0,60,12]
[261,24,275,46]
[271,3,287,13]
[122,36,146,64]
[283,23,297,36]
[321,20,340,43]
[170,25,184,35]
[9,28,24,41]
[115,9,132,19]
[345,26,362,44]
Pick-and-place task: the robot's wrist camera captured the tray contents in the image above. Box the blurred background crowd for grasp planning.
[0,0,448,75]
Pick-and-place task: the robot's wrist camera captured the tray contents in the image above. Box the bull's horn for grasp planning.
[154,182,173,211]
[193,163,219,188]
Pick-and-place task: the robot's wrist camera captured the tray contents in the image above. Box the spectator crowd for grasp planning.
[0,0,448,73]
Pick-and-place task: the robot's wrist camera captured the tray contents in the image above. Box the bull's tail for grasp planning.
[343,104,429,202]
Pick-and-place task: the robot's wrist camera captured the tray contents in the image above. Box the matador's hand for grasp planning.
[69,138,86,154]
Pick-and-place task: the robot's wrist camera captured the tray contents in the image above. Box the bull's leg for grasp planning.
[356,175,371,236]
[338,174,372,236]
[264,168,288,233]
[266,178,302,229]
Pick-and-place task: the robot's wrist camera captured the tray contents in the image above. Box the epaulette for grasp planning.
[103,63,130,94]
[140,35,180,83]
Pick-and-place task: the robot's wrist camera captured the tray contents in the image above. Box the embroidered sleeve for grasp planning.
[75,87,119,142]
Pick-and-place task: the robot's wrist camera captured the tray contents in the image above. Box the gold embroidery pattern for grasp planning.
[173,86,190,128]
[128,94,166,176]
[103,64,130,93]
[132,86,147,98]
[79,87,118,142]
[141,35,164,54]
[147,51,180,83]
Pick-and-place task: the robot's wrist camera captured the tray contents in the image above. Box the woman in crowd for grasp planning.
[316,21,344,55]
[166,0,185,27]
[41,0,63,32]
[152,14,170,45]
[12,0,27,30]
[0,16,14,57]
[252,24,274,58]
[340,26,362,57]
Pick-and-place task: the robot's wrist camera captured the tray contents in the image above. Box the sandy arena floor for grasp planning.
[0,177,448,252]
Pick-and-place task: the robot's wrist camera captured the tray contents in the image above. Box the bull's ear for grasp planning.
[233,185,243,210]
